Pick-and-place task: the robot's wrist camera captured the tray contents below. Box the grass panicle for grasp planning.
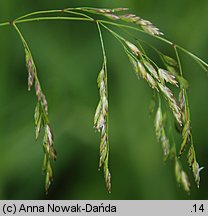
[0,6,207,193]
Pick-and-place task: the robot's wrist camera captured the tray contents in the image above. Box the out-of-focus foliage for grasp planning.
[0,0,208,199]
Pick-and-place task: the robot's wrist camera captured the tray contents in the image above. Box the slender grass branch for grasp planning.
[98,20,208,70]
[0,16,93,28]
[15,10,63,21]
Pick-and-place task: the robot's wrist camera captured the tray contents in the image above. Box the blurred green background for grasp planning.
[0,0,208,199]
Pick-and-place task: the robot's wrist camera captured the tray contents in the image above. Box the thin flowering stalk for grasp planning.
[14,8,94,22]
[14,9,63,21]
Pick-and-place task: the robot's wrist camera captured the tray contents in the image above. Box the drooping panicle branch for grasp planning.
[174,46,203,188]
[94,22,111,193]
[13,23,56,193]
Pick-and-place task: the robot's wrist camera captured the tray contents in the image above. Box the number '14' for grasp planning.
[193,204,204,213]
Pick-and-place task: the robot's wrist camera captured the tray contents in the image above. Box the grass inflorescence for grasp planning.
[0,6,207,194]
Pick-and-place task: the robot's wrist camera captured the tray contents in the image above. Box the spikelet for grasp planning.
[175,159,190,192]
[179,89,186,112]
[137,60,147,79]
[187,145,203,188]
[179,88,189,125]
[104,166,111,193]
[146,73,158,90]
[25,49,35,91]
[160,129,170,159]
[179,121,191,156]
[143,59,160,81]
[181,170,191,192]
[119,13,163,36]
[103,13,120,20]
[155,106,170,160]
[128,54,139,77]
[155,106,163,140]
[158,68,178,86]
[125,41,141,56]
[128,55,159,90]
[82,7,128,14]
[45,160,53,194]
[34,98,57,193]
[112,8,129,12]
[163,55,178,67]
[94,65,111,193]
[158,83,182,126]
[42,123,57,193]
[81,8,163,36]
[138,60,159,90]
[175,159,181,183]
[34,102,42,140]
